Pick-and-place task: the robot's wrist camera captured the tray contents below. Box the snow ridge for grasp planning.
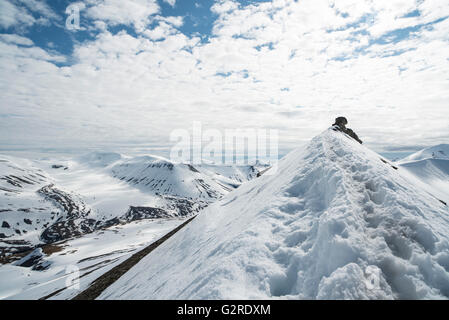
[397,146,449,205]
[400,144,449,163]
[99,129,449,300]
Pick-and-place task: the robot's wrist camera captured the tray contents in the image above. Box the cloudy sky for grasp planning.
[0,0,448,158]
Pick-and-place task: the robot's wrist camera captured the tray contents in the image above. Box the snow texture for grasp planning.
[399,144,449,163]
[0,219,184,300]
[99,129,449,300]
[0,151,266,299]
[397,145,449,205]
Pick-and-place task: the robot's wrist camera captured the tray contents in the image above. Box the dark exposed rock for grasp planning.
[40,218,97,243]
[0,239,29,245]
[122,207,171,221]
[257,167,272,177]
[0,240,35,264]
[9,175,36,185]
[114,196,208,223]
[51,165,68,170]
[2,221,10,228]
[13,248,51,270]
[38,185,90,220]
[15,248,44,268]
[186,164,200,173]
[1,174,38,188]
[32,260,51,271]
[38,185,94,243]
[0,187,20,193]
[162,196,208,217]
[380,158,399,170]
[1,176,22,188]
[97,217,121,229]
[332,117,363,144]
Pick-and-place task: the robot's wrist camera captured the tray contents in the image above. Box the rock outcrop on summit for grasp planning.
[332,116,363,144]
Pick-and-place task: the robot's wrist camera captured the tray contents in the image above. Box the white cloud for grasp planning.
[0,0,60,29]
[0,0,35,29]
[211,0,239,15]
[163,0,176,7]
[17,0,61,22]
[155,15,184,28]
[0,0,448,154]
[141,15,184,40]
[0,37,66,62]
[0,33,33,45]
[143,21,177,40]
[85,0,160,32]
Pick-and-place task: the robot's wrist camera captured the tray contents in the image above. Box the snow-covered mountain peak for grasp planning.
[397,144,449,206]
[399,144,449,163]
[99,129,449,300]
[0,155,49,192]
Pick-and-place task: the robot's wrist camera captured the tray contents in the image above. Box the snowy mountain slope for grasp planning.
[76,152,268,202]
[109,156,229,201]
[195,163,267,187]
[396,145,449,205]
[398,159,449,205]
[0,155,127,266]
[0,148,271,300]
[0,218,185,300]
[0,156,67,247]
[399,144,449,163]
[0,155,158,261]
[1,152,265,267]
[52,152,267,222]
[99,129,449,300]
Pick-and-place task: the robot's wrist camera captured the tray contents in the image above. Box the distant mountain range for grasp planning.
[0,152,269,264]
[1,141,448,300]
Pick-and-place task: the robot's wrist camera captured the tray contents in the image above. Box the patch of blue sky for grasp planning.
[254,41,275,51]
[216,71,233,78]
[159,0,215,42]
[354,16,448,59]
[5,0,444,67]
[326,13,375,33]
[215,69,250,78]
[402,9,421,18]
[161,0,273,41]
[328,12,448,61]
[0,0,281,59]
[0,0,73,55]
